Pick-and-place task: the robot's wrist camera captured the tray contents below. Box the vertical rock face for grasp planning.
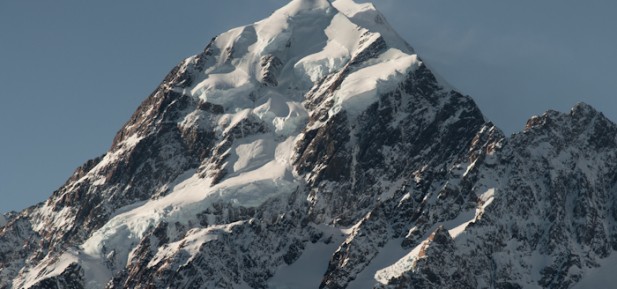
[1,0,616,288]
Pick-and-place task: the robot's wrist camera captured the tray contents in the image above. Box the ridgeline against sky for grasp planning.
[1,1,616,213]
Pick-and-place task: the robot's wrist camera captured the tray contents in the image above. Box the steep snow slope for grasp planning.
[1,0,617,288]
[3,0,430,288]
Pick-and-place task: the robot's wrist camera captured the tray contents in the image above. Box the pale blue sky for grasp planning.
[1,0,616,212]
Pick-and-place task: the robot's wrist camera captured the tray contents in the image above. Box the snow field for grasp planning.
[21,0,428,287]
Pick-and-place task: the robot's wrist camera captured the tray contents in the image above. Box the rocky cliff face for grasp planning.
[1,0,616,288]
[375,103,617,289]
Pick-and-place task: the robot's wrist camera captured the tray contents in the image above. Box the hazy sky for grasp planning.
[1,0,616,213]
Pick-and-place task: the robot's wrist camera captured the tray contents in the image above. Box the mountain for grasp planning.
[2,0,617,288]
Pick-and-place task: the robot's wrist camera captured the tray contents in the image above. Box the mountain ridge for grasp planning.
[1,0,616,288]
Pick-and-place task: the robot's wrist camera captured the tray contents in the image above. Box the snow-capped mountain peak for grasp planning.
[2,1,616,289]
[276,0,332,14]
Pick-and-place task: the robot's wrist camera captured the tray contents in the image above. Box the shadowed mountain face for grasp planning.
[2,0,617,288]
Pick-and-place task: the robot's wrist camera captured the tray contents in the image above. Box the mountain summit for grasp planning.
[2,1,617,288]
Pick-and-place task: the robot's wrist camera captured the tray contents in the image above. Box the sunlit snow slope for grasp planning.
[5,0,426,288]
[2,0,617,289]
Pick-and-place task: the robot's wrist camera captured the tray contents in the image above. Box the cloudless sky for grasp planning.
[1,0,616,213]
